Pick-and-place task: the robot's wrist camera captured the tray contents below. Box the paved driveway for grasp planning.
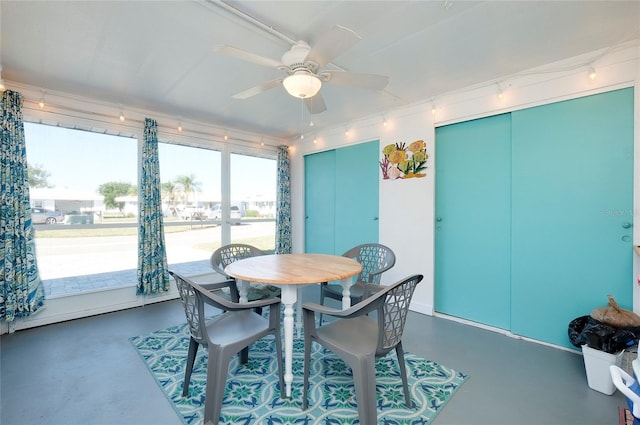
[34,221,275,296]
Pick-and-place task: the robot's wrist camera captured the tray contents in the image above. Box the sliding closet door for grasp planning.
[510,88,634,347]
[334,141,379,254]
[304,140,379,255]
[305,150,336,254]
[434,114,512,329]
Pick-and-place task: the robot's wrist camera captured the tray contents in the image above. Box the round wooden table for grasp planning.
[225,253,362,397]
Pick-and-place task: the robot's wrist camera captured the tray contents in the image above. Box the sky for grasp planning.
[24,122,276,201]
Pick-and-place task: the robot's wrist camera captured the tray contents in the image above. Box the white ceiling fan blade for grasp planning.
[304,92,327,114]
[215,45,284,69]
[232,79,283,99]
[321,71,389,90]
[305,25,361,68]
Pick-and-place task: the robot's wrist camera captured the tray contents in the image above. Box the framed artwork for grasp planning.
[380,140,428,180]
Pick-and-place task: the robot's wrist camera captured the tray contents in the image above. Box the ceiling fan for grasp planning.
[215,25,389,114]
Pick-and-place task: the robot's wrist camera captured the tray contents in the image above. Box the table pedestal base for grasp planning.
[236,276,355,398]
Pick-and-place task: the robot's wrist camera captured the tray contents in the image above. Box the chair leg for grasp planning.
[351,355,378,425]
[239,347,249,364]
[319,283,326,324]
[237,306,263,364]
[203,347,233,425]
[395,343,413,408]
[237,306,265,365]
[274,323,284,399]
[268,302,285,399]
[183,337,199,397]
[302,336,312,409]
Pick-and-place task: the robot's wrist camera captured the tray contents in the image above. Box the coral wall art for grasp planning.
[380,140,428,180]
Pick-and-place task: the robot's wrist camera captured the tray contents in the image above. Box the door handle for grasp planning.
[373,217,378,221]
[622,222,632,229]
[436,217,442,222]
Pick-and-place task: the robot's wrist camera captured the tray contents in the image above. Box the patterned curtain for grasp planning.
[275,145,292,254]
[0,90,45,321]
[136,118,169,295]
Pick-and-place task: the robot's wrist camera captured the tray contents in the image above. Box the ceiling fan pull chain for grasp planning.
[300,99,305,140]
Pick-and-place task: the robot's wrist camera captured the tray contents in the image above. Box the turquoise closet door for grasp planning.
[511,88,634,347]
[305,150,336,254]
[435,114,512,329]
[305,140,379,255]
[334,141,379,254]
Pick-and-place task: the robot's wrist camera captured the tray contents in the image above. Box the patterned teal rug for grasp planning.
[130,322,468,425]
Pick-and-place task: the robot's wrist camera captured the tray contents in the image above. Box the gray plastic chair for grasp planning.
[302,274,424,424]
[170,271,283,425]
[210,243,281,303]
[211,243,281,363]
[319,243,396,323]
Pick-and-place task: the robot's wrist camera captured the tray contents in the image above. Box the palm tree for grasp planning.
[174,174,202,205]
[161,181,180,215]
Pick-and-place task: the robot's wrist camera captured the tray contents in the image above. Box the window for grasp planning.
[158,142,222,276]
[23,123,278,298]
[25,122,138,297]
[230,153,277,252]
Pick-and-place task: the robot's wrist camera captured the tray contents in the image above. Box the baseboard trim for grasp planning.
[0,285,179,335]
[433,312,579,354]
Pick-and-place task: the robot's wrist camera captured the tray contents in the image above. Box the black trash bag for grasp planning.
[568,315,640,354]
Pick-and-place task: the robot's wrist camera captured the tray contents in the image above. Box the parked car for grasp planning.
[208,205,241,225]
[179,206,206,221]
[31,208,64,224]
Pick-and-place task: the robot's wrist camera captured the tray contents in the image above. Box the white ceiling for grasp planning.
[2,1,639,140]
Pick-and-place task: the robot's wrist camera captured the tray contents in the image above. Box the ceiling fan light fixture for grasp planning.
[283,72,321,99]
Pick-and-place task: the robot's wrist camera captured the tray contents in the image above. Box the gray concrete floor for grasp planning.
[0,286,628,425]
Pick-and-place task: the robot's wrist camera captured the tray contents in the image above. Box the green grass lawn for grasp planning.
[33,217,276,252]
[34,223,216,238]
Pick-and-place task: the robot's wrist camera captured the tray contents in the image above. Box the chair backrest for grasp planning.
[210,243,265,276]
[342,243,396,285]
[375,274,423,355]
[171,271,209,346]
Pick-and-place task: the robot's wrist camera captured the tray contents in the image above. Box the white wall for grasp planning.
[290,42,640,318]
